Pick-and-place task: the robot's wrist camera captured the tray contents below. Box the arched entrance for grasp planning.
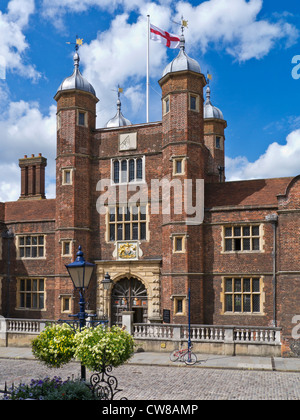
[111,277,148,326]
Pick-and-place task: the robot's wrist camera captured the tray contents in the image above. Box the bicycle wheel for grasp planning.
[170,350,180,362]
[183,352,197,365]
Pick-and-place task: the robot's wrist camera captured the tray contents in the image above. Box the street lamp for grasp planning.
[102,272,113,291]
[65,247,114,380]
[65,246,95,381]
[66,246,95,291]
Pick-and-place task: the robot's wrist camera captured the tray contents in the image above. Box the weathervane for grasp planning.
[66,35,83,51]
[206,70,212,84]
[111,85,124,100]
[171,15,188,35]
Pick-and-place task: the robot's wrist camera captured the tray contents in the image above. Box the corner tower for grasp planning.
[158,36,207,324]
[53,49,99,318]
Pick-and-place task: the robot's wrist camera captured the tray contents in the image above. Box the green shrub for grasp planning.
[31,323,76,368]
[74,325,135,371]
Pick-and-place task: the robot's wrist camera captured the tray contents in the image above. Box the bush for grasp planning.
[31,324,76,369]
[74,325,135,371]
[3,377,96,400]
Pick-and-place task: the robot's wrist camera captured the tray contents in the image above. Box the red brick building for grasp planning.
[0,39,299,355]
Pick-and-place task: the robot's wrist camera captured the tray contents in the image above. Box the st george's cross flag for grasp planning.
[150,24,180,49]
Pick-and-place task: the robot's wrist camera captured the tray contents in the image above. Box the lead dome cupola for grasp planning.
[56,51,96,97]
[162,35,201,78]
[204,86,224,120]
[105,94,131,128]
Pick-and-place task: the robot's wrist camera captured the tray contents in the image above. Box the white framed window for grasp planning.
[60,295,72,313]
[163,95,170,115]
[17,235,46,259]
[62,168,74,185]
[112,156,145,184]
[17,278,45,310]
[61,240,73,257]
[223,277,262,314]
[107,205,148,242]
[77,110,87,127]
[189,93,200,112]
[172,156,186,176]
[171,234,187,254]
[223,225,261,252]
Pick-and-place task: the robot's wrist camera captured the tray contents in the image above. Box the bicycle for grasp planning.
[170,346,197,365]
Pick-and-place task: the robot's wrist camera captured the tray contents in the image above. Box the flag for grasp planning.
[150,24,180,49]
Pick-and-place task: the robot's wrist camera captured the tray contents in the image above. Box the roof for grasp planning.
[205,177,293,209]
[4,199,56,223]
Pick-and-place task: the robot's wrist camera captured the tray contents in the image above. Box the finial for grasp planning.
[66,36,83,70]
[205,86,211,104]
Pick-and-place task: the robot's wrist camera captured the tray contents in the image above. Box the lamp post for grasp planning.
[65,247,113,381]
[65,246,95,381]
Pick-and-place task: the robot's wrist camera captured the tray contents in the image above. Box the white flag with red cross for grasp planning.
[150,23,180,49]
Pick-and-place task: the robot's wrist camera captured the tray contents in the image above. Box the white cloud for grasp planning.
[79,5,172,126]
[175,0,299,61]
[0,101,57,202]
[226,129,300,181]
[41,0,298,62]
[0,0,40,80]
[0,163,20,202]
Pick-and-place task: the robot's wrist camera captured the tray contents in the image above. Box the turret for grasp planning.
[203,86,227,183]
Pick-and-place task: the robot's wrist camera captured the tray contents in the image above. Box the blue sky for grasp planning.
[0,0,300,201]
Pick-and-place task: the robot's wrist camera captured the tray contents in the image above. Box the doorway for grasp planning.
[111,277,148,326]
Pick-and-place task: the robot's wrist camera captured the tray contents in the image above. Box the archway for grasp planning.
[111,277,148,326]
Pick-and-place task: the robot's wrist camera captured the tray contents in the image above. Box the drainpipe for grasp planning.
[2,228,14,318]
[265,214,278,327]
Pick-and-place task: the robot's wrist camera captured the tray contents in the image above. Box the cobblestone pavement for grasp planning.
[0,359,299,400]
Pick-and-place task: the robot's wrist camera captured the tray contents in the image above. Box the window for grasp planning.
[223,225,261,252]
[173,295,186,315]
[163,96,170,115]
[18,235,45,259]
[62,168,73,185]
[189,94,199,112]
[172,156,186,175]
[175,298,183,314]
[223,277,261,314]
[172,235,186,253]
[78,111,87,127]
[112,157,145,184]
[108,205,147,242]
[60,295,72,313]
[57,112,61,131]
[62,240,72,257]
[216,136,221,149]
[18,278,45,310]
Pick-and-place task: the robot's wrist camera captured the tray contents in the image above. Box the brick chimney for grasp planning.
[19,154,47,200]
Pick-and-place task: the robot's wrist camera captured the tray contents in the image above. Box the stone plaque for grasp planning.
[119,132,137,151]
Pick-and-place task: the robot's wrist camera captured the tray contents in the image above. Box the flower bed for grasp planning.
[3,377,97,400]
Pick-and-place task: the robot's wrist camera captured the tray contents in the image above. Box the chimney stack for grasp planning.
[19,154,47,200]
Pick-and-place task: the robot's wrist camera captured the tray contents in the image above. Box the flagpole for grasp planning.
[146,14,150,123]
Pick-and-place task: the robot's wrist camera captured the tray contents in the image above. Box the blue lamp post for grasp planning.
[65,246,95,381]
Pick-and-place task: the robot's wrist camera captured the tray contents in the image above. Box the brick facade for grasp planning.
[0,51,299,356]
